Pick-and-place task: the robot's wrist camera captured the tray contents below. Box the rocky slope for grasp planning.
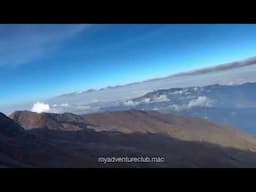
[2,110,256,167]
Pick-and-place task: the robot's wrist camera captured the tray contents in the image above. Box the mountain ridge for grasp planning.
[2,110,256,167]
[109,81,256,134]
[10,110,256,151]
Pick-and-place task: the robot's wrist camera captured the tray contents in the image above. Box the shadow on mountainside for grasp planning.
[3,111,256,168]
[12,128,256,168]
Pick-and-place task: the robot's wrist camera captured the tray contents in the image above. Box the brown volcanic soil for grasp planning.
[4,110,256,167]
[10,111,89,131]
[0,112,99,167]
[83,110,256,151]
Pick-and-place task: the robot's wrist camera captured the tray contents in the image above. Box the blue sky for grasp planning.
[1,24,256,106]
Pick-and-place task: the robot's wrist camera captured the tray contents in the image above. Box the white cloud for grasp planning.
[142,98,151,103]
[166,96,213,112]
[188,96,212,108]
[123,100,138,106]
[173,90,184,94]
[153,94,170,102]
[168,104,186,111]
[60,103,69,107]
[123,94,170,107]
[31,102,50,113]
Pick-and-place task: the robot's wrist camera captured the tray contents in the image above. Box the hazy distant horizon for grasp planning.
[1,54,256,108]
[2,24,256,106]
[2,54,256,115]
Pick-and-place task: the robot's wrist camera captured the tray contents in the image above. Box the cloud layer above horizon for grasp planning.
[2,24,256,111]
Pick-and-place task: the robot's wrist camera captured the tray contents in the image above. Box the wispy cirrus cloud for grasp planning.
[0,24,89,67]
